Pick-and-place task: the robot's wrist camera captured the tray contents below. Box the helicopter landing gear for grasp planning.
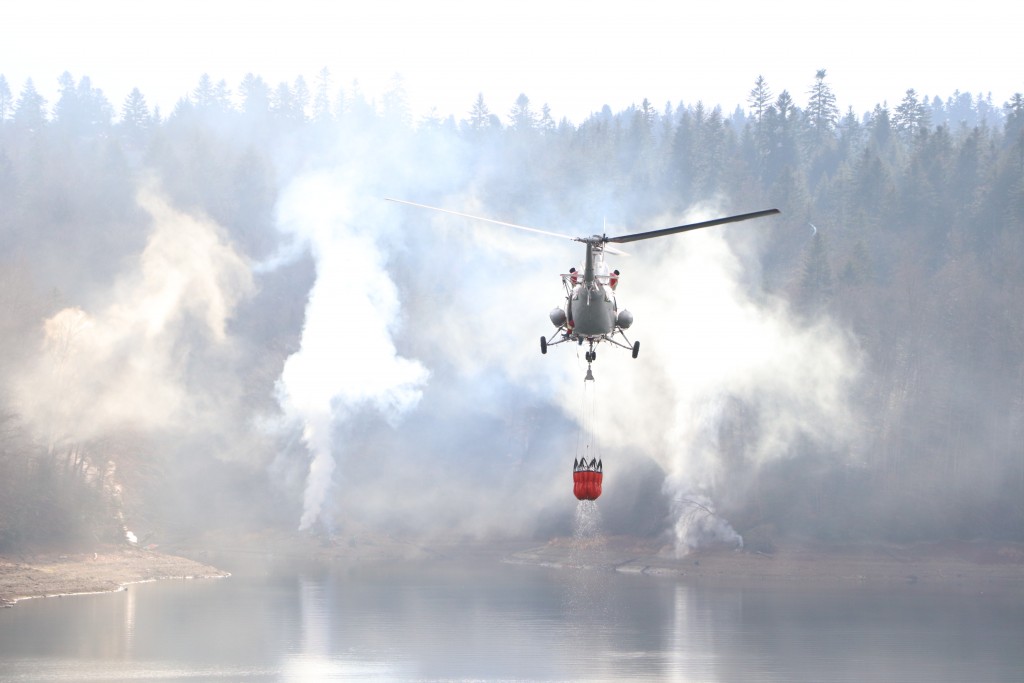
[584,350,597,362]
[540,336,548,355]
[632,340,640,358]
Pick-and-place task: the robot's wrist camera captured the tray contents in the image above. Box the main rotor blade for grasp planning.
[606,208,780,244]
[385,198,577,242]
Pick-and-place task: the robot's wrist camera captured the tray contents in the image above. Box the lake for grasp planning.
[1,550,1021,682]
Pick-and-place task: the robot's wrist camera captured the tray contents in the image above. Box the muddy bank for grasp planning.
[0,546,228,608]
[508,537,1024,588]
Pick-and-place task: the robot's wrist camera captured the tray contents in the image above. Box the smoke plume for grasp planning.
[305,190,862,549]
[271,173,429,531]
[573,207,862,553]
[12,186,254,451]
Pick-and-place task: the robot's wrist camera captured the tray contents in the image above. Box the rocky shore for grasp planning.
[0,546,228,608]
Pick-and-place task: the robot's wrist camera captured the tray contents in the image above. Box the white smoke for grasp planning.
[581,206,862,553]
[359,195,863,547]
[669,492,743,556]
[267,189,861,546]
[12,186,254,449]
[400,193,580,386]
[276,172,860,550]
[272,173,429,531]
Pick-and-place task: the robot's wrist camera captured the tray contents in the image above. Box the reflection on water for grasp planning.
[1,553,1022,682]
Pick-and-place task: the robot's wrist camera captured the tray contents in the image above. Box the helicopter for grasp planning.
[386,198,780,380]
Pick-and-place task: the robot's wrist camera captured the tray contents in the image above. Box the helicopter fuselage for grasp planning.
[568,281,617,337]
[544,241,630,378]
[546,240,637,372]
[567,241,618,337]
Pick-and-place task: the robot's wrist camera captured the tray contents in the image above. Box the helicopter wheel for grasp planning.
[632,341,640,358]
[540,336,548,355]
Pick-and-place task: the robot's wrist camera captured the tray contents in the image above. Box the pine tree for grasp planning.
[538,103,556,134]
[946,90,975,127]
[79,77,113,132]
[467,93,491,132]
[53,71,78,125]
[693,103,726,197]
[508,93,536,131]
[13,78,47,131]
[837,107,865,154]
[1004,93,1024,144]
[893,89,929,141]
[975,92,996,126]
[806,69,839,138]
[639,98,656,127]
[50,73,111,137]
[120,88,150,141]
[669,104,695,201]
[869,103,892,149]
[193,73,216,109]
[271,81,303,124]
[213,79,232,110]
[763,90,800,179]
[748,75,772,125]
[240,73,271,117]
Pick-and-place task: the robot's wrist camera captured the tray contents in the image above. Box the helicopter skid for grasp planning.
[541,327,638,358]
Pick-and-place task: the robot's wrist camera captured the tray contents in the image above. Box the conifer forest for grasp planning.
[1,69,1022,551]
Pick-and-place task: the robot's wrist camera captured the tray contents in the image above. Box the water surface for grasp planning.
[1,552,1021,682]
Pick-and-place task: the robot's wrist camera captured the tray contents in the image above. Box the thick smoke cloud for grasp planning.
[271,173,429,531]
[12,186,254,453]
[10,124,861,551]
[5,77,1018,553]
[582,215,862,552]
[261,156,862,551]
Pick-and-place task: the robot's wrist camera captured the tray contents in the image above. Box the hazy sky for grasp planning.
[6,1,1023,123]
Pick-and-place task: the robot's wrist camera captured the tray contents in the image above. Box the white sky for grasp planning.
[4,1,1023,124]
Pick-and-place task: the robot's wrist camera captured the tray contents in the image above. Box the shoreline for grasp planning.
[0,546,229,608]
[3,536,1023,608]
[508,537,1024,589]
